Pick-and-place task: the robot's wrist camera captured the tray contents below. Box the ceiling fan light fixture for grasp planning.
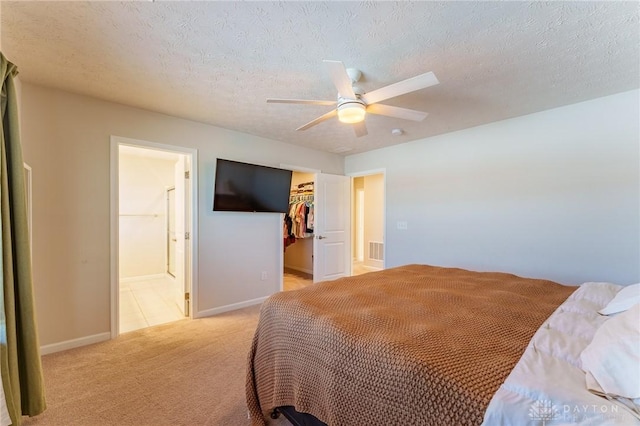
[267,60,438,137]
[337,102,366,124]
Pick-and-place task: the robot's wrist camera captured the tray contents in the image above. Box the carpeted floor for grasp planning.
[22,304,268,426]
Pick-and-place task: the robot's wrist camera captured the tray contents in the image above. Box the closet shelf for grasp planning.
[289,193,314,203]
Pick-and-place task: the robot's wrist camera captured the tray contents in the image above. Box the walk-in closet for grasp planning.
[283,172,315,290]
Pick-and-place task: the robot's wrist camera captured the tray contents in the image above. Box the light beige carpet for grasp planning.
[22,305,267,426]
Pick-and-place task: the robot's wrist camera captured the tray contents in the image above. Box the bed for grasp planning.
[246,264,640,425]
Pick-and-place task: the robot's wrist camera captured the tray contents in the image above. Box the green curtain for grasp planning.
[0,52,46,425]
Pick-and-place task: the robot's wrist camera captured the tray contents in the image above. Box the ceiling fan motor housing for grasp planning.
[346,68,362,83]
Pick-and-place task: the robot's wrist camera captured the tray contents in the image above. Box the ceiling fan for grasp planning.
[267,60,439,137]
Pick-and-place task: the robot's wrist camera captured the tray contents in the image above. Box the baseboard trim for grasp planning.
[284,265,313,275]
[119,273,166,284]
[40,297,269,354]
[40,332,111,355]
[194,296,269,319]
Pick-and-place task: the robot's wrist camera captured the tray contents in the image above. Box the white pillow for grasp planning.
[580,302,640,399]
[599,283,640,315]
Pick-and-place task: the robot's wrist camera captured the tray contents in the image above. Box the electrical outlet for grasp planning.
[261,271,268,281]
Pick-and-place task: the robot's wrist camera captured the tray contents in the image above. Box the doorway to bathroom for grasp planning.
[110,136,197,336]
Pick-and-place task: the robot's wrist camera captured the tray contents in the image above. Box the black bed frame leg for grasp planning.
[270,408,280,419]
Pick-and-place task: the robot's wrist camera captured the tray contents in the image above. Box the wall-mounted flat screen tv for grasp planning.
[213,158,292,213]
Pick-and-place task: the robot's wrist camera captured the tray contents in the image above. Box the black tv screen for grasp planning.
[213,159,293,213]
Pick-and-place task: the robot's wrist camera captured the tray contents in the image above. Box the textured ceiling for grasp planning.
[1,1,638,155]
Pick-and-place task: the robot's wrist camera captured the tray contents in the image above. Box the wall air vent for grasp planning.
[368,241,384,261]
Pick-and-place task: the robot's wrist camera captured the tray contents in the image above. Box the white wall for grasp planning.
[19,83,343,346]
[119,152,176,279]
[346,90,640,286]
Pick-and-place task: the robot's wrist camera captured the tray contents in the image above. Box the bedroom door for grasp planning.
[167,187,177,278]
[173,155,190,316]
[313,173,351,283]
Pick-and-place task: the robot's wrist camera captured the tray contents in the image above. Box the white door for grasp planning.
[167,187,177,278]
[313,173,351,283]
[173,156,190,316]
[182,156,192,316]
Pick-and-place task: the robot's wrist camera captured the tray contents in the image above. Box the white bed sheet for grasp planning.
[482,282,640,426]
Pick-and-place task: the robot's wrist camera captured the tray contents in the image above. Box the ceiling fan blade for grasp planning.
[267,98,336,106]
[366,103,428,121]
[323,60,356,99]
[296,109,338,131]
[353,121,368,137]
[361,71,439,105]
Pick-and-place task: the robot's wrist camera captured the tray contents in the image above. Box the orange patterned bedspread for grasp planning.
[246,264,576,425]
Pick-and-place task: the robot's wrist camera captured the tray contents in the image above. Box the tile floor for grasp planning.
[352,261,381,276]
[119,275,186,333]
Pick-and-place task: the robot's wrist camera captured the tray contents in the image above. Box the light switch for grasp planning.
[397,221,408,230]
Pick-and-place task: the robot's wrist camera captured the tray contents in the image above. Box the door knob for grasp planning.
[317,235,326,240]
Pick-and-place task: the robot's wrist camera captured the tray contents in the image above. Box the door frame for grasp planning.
[278,166,385,286]
[346,168,387,270]
[109,135,199,338]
